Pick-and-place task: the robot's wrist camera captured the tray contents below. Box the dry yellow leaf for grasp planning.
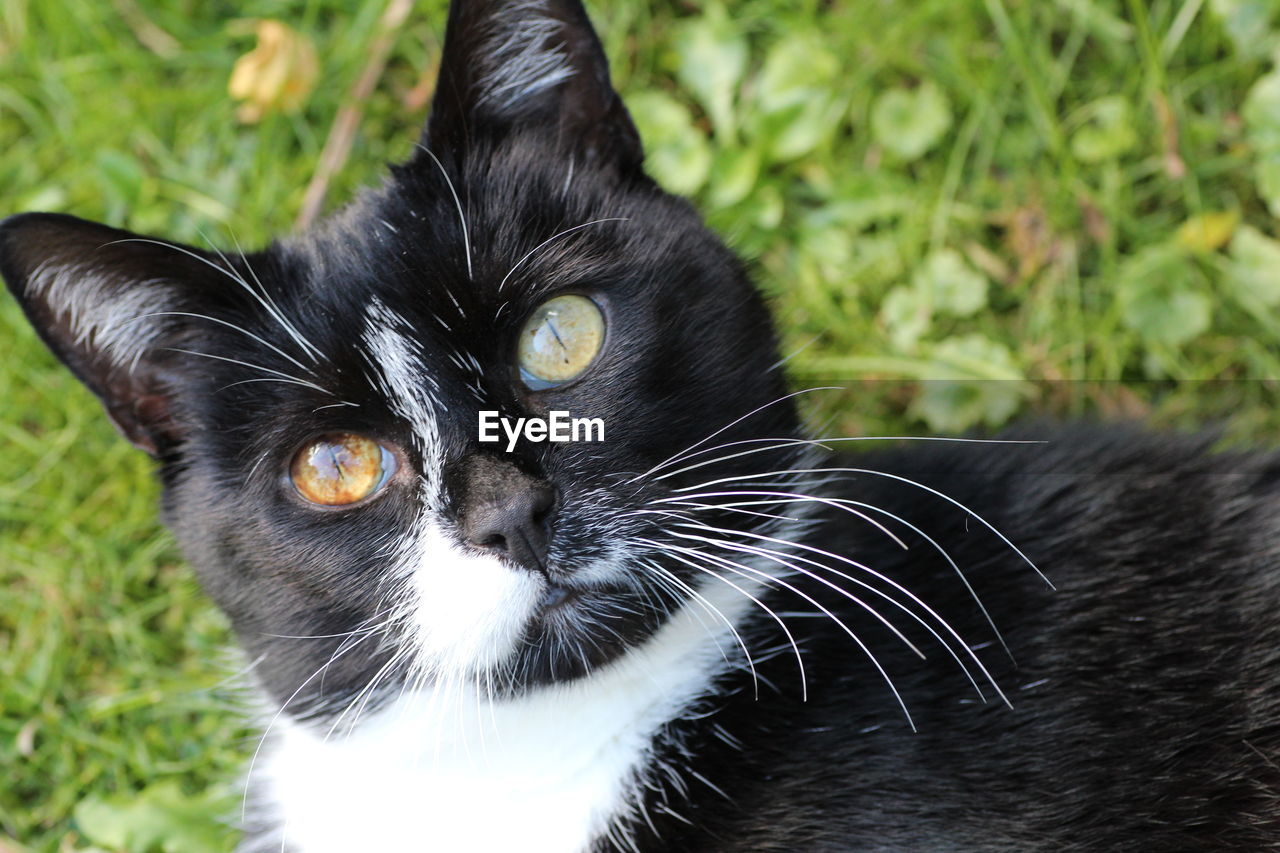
[1175,210,1239,253]
[228,20,318,124]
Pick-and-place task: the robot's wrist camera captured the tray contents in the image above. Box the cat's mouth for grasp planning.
[538,584,578,611]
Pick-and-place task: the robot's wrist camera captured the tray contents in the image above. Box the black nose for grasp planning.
[455,455,556,574]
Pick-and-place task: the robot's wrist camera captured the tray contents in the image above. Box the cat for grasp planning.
[3,0,1280,850]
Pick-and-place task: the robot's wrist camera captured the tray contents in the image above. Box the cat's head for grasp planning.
[0,0,801,720]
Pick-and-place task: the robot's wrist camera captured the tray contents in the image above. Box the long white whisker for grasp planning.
[416,145,473,280]
[667,525,926,663]
[260,611,397,641]
[669,519,1003,706]
[497,218,630,292]
[124,311,317,375]
[651,435,1047,483]
[331,643,414,744]
[242,622,393,822]
[671,467,1052,588]
[628,387,840,484]
[219,378,350,398]
[665,492,1014,661]
[165,348,335,396]
[687,541,916,731]
[637,538,807,701]
[636,555,760,698]
[655,489,908,551]
[651,502,802,524]
[108,237,324,362]
[214,228,325,362]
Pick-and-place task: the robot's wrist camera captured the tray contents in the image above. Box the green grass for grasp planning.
[2,0,1279,849]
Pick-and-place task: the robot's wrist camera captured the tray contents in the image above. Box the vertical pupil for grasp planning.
[312,443,343,480]
[545,316,569,360]
[516,294,604,387]
[331,445,352,478]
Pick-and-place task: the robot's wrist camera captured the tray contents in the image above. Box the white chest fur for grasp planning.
[254,596,744,853]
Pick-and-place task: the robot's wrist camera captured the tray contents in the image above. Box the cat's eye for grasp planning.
[517,294,605,390]
[289,433,396,506]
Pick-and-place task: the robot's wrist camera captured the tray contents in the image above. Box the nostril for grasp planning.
[453,456,556,573]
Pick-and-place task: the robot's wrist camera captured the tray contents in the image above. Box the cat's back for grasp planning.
[654,426,1280,851]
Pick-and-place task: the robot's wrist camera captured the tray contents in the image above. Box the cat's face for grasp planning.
[0,0,799,721]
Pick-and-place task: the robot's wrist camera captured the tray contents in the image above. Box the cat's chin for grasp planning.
[404,537,543,677]
[500,578,675,690]
[399,526,667,692]
[537,583,578,611]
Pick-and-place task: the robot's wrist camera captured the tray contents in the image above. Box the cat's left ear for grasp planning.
[422,0,642,174]
[0,212,229,456]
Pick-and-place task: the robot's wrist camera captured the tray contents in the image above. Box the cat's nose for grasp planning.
[454,454,556,575]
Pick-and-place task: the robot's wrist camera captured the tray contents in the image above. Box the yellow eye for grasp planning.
[517,294,605,389]
[289,433,396,506]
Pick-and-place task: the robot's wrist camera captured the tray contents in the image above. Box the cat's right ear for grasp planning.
[422,0,643,175]
[0,212,220,457]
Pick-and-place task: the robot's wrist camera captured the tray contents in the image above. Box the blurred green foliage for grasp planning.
[2,0,1279,849]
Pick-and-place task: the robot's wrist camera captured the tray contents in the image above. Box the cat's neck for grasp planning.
[250,580,754,853]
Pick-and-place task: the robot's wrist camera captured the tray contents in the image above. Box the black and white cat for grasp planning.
[4,1,1280,850]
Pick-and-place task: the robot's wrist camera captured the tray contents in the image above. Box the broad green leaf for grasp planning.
[756,33,839,113]
[74,781,236,853]
[850,234,907,285]
[1175,210,1239,252]
[1208,0,1280,59]
[627,91,713,195]
[1243,71,1280,215]
[1116,245,1212,346]
[752,184,785,229]
[810,193,915,232]
[1070,96,1137,163]
[759,100,842,161]
[870,82,952,162]
[672,4,747,140]
[16,186,68,211]
[715,183,784,239]
[912,248,988,317]
[1227,224,1280,306]
[925,333,1025,380]
[799,225,855,281]
[753,33,842,159]
[1255,152,1280,218]
[910,335,1027,431]
[1130,288,1211,345]
[1245,71,1280,148]
[707,147,760,208]
[880,285,931,351]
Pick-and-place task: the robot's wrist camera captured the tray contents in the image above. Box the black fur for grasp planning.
[631,430,1280,850]
[2,0,1278,850]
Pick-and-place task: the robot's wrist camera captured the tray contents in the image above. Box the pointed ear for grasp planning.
[424,0,642,173]
[0,212,221,456]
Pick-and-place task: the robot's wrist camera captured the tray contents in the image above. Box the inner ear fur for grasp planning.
[422,0,643,175]
[0,212,228,455]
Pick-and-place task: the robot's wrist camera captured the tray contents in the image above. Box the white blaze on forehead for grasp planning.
[362,297,538,677]
[361,297,442,502]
